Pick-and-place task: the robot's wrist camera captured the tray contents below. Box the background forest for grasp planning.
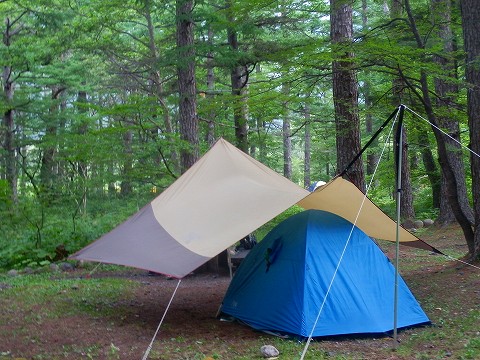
[1,0,480,270]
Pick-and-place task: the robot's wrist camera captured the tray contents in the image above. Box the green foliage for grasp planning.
[0,195,153,270]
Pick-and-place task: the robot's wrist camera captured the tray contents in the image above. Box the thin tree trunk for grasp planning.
[2,65,17,205]
[77,90,88,214]
[2,17,19,206]
[120,128,133,196]
[417,130,441,209]
[282,84,292,179]
[362,0,378,176]
[144,0,179,172]
[304,104,311,188]
[205,26,216,147]
[40,86,65,200]
[227,17,249,153]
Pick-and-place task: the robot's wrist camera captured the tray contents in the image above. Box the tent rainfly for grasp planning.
[220,209,430,338]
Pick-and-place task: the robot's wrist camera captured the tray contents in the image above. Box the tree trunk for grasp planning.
[395,124,416,222]
[362,0,378,176]
[304,104,312,188]
[120,128,133,196]
[432,0,473,226]
[402,0,475,255]
[282,84,292,179]
[226,5,249,154]
[176,0,199,171]
[2,17,19,206]
[205,26,216,147]
[460,0,480,261]
[331,0,365,192]
[40,86,65,201]
[144,0,179,173]
[77,90,88,214]
[2,65,17,206]
[391,0,416,222]
[417,130,441,209]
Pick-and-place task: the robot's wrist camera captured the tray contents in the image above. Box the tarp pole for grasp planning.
[393,104,405,347]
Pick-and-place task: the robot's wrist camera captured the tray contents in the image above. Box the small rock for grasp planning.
[261,344,279,359]
[7,269,18,277]
[50,263,60,272]
[423,219,434,227]
[413,220,424,229]
[0,283,12,290]
[23,267,34,274]
[58,262,74,272]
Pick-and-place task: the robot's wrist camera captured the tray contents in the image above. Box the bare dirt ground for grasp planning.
[1,225,479,360]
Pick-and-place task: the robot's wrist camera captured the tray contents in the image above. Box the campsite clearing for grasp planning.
[0,225,479,360]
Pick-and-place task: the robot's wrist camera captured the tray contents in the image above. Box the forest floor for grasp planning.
[1,224,479,360]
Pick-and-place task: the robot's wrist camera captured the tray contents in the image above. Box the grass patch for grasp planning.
[0,271,139,330]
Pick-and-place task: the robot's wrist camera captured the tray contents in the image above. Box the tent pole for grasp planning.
[393,104,405,348]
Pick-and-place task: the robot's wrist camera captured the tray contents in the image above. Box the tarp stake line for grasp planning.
[142,279,182,360]
[403,104,480,160]
[443,255,480,270]
[88,262,102,276]
[300,112,399,360]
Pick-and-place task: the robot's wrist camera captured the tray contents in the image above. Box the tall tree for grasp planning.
[331,0,365,191]
[391,0,415,222]
[398,0,475,255]
[226,0,249,153]
[282,83,292,179]
[459,0,480,261]
[1,11,25,205]
[432,0,473,226]
[304,104,312,188]
[176,0,199,171]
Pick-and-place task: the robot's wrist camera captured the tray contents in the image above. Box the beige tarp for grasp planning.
[70,138,310,278]
[297,177,438,252]
[71,139,438,278]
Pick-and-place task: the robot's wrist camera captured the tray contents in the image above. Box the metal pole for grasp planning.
[393,105,405,347]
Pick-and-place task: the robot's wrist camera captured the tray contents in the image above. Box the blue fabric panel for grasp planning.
[220,210,429,337]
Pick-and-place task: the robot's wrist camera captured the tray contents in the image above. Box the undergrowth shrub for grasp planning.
[0,195,152,271]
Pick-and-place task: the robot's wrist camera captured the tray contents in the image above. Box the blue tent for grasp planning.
[220,210,430,338]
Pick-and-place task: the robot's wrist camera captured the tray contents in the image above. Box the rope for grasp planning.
[299,112,399,359]
[442,255,480,271]
[87,262,102,277]
[402,104,480,272]
[142,279,182,360]
[403,105,480,159]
